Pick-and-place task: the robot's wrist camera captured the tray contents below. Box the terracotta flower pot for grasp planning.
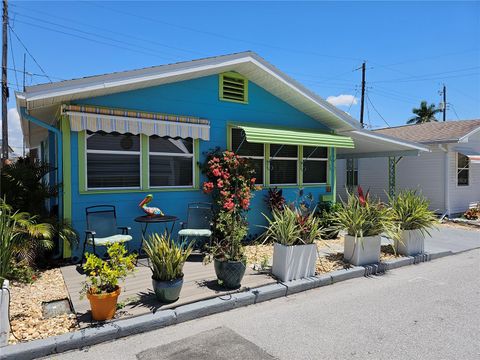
[87,286,121,321]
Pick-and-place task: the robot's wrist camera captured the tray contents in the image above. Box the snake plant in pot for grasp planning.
[143,232,193,302]
[263,206,322,282]
[389,190,437,256]
[334,187,395,266]
[81,243,136,321]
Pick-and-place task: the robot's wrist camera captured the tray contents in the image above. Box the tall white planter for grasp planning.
[344,235,381,266]
[396,229,425,256]
[0,280,10,347]
[272,243,317,282]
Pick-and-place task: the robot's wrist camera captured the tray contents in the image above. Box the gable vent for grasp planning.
[220,73,248,103]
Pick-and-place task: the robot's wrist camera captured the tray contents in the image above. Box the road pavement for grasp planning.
[47,249,480,360]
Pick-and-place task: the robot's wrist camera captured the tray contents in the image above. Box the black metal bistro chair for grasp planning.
[178,202,213,251]
[82,205,132,262]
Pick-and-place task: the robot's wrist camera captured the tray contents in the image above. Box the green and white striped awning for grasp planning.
[238,125,354,148]
[62,104,210,140]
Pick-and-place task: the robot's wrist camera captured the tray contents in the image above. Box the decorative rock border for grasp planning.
[0,249,466,360]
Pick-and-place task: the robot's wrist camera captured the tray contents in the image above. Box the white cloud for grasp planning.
[0,108,24,155]
[326,94,358,107]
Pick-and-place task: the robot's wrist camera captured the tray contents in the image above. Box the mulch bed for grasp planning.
[8,268,78,344]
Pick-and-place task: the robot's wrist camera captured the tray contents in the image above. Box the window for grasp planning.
[346,158,359,187]
[220,73,248,103]
[86,131,141,189]
[303,146,328,184]
[149,136,194,187]
[270,144,298,185]
[457,153,469,186]
[231,128,264,184]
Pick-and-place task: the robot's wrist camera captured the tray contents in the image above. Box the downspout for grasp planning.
[20,108,63,217]
[439,144,450,217]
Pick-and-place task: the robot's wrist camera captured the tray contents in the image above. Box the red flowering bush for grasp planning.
[201,148,259,262]
[202,149,259,213]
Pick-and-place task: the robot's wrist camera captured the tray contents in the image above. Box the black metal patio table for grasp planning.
[134,215,178,253]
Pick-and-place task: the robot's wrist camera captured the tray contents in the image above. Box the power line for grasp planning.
[10,3,206,57]
[10,11,185,62]
[7,24,18,90]
[12,18,174,61]
[8,23,51,82]
[366,92,391,127]
[369,66,480,84]
[87,1,362,62]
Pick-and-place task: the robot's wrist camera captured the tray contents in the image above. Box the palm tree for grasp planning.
[407,101,442,124]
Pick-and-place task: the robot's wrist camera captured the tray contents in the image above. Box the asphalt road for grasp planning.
[48,250,480,360]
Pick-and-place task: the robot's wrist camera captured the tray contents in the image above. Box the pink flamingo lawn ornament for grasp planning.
[139,194,164,217]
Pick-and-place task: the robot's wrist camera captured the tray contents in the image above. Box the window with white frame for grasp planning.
[149,136,194,187]
[270,144,298,185]
[231,128,264,184]
[86,131,141,189]
[457,153,469,186]
[346,158,359,187]
[303,146,328,184]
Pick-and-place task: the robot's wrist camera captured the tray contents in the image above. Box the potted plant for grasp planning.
[263,206,321,282]
[201,149,258,289]
[389,190,437,256]
[334,187,395,266]
[81,243,136,321]
[143,232,193,302]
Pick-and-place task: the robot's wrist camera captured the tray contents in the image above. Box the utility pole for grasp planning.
[359,61,366,128]
[442,84,447,122]
[1,0,8,161]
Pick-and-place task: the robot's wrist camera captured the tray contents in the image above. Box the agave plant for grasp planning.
[143,232,193,282]
[389,190,437,234]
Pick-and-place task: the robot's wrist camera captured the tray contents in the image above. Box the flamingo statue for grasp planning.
[139,194,164,217]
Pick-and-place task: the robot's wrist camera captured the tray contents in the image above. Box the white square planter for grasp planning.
[344,235,381,266]
[396,229,425,256]
[272,243,317,282]
[0,280,10,347]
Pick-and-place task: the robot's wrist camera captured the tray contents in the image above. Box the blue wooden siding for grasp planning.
[68,75,334,258]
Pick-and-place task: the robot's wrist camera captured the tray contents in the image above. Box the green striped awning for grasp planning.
[239,125,355,148]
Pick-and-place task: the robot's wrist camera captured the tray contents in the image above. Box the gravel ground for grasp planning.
[8,268,78,344]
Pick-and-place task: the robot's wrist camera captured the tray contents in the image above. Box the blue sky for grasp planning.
[4,1,480,153]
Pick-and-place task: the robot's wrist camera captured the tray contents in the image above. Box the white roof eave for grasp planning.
[15,52,360,132]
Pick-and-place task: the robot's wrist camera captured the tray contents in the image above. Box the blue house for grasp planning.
[16,52,427,260]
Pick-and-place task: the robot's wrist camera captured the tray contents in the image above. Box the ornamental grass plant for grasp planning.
[388,190,438,235]
[143,232,193,281]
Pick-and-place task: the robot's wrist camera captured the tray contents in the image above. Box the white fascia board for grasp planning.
[24,57,250,102]
[21,54,359,131]
[458,126,480,143]
[346,129,431,152]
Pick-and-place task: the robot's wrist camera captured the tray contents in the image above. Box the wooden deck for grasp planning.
[61,257,275,327]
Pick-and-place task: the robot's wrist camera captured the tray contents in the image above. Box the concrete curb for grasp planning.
[0,249,467,360]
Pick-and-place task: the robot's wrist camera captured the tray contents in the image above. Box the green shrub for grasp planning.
[317,202,342,240]
[389,190,437,234]
[81,243,136,296]
[143,232,193,281]
[333,188,395,238]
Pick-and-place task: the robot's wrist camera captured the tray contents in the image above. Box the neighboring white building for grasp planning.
[337,120,480,216]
